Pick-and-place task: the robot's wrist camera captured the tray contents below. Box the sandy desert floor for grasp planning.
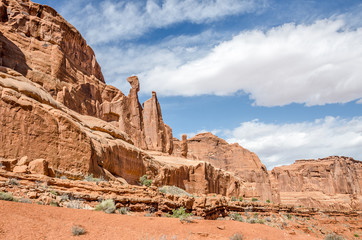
[0,200,321,240]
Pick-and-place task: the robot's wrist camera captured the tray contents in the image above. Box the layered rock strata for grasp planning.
[0,0,173,153]
[270,156,362,211]
[173,133,274,201]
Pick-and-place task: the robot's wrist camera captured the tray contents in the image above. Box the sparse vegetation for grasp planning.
[118,207,130,215]
[158,185,192,197]
[66,200,84,209]
[84,174,105,183]
[50,200,59,207]
[71,225,86,236]
[325,234,345,240]
[167,207,192,219]
[7,178,19,185]
[229,212,244,222]
[0,192,16,201]
[266,199,271,203]
[50,190,58,196]
[18,198,32,204]
[239,197,243,202]
[139,175,152,187]
[231,196,237,201]
[251,198,258,202]
[354,233,360,238]
[95,199,116,213]
[286,213,292,220]
[229,233,243,240]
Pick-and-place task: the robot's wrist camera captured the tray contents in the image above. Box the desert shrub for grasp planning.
[50,190,58,196]
[95,199,116,213]
[158,185,192,197]
[229,212,244,222]
[18,198,32,204]
[66,200,84,209]
[251,198,258,202]
[286,213,292,220]
[257,218,265,224]
[71,225,86,236]
[231,196,237,202]
[50,200,59,207]
[247,218,258,224]
[239,197,243,202]
[118,207,130,215]
[354,233,359,238]
[230,233,243,240]
[167,207,191,219]
[0,192,16,201]
[7,178,19,185]
[84,174,104,183]
[266,199,271,203]
[139,175,152,187]
[325,234,345,240]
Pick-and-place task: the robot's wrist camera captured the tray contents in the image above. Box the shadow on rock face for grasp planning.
[0,32,31,76]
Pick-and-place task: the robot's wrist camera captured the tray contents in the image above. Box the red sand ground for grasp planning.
[0,200,320,240]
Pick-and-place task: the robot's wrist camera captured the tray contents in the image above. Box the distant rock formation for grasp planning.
[270,156,362,210]
[173,132,274,201]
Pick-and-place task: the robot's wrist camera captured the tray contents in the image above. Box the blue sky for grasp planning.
[33,0,362,169]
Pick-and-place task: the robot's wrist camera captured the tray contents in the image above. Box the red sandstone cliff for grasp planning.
[0,0,172,153]
[173,132,275,201]
[270,156,362,210]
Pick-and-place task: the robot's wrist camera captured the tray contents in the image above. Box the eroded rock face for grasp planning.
[173,132,274,201]
[0,0,173,153]
[270,156,362,210]
[0,69,150,183]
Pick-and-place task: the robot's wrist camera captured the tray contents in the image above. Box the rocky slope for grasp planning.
[173,133,275,202]
[270,156,362,211]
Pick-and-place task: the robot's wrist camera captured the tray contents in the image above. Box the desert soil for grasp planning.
[0,200,320,240]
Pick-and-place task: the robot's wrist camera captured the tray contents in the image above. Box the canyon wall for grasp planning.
[0,0,172,153]
[270,156,362,210]
[173,132,275,202]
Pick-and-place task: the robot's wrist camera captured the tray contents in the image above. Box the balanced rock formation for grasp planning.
[270,156,362,210]
[173,133,274,201]
[0,0,173,153]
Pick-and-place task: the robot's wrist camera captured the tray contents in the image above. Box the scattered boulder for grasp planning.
[13,165,28,173]
[28,159,49,176]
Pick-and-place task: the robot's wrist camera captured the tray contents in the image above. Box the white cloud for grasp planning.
[94,30,226,92]
[140,19,362,106]
[61,0,265,44]
[224,116,362,169]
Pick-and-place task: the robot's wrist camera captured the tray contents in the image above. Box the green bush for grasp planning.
[0,192,16,201]
[266,199,271,203]
[139,175,152,187]
[167,207,191,219]
[95,199,116,213]
[251,198,258,202]
[239,197,243,202]
[354,233,359,238]
[231,196,237,202]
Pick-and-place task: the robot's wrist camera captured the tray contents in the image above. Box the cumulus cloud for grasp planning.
[224,116,362,169]
[141,19,362,106]
[61,0,265,44]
